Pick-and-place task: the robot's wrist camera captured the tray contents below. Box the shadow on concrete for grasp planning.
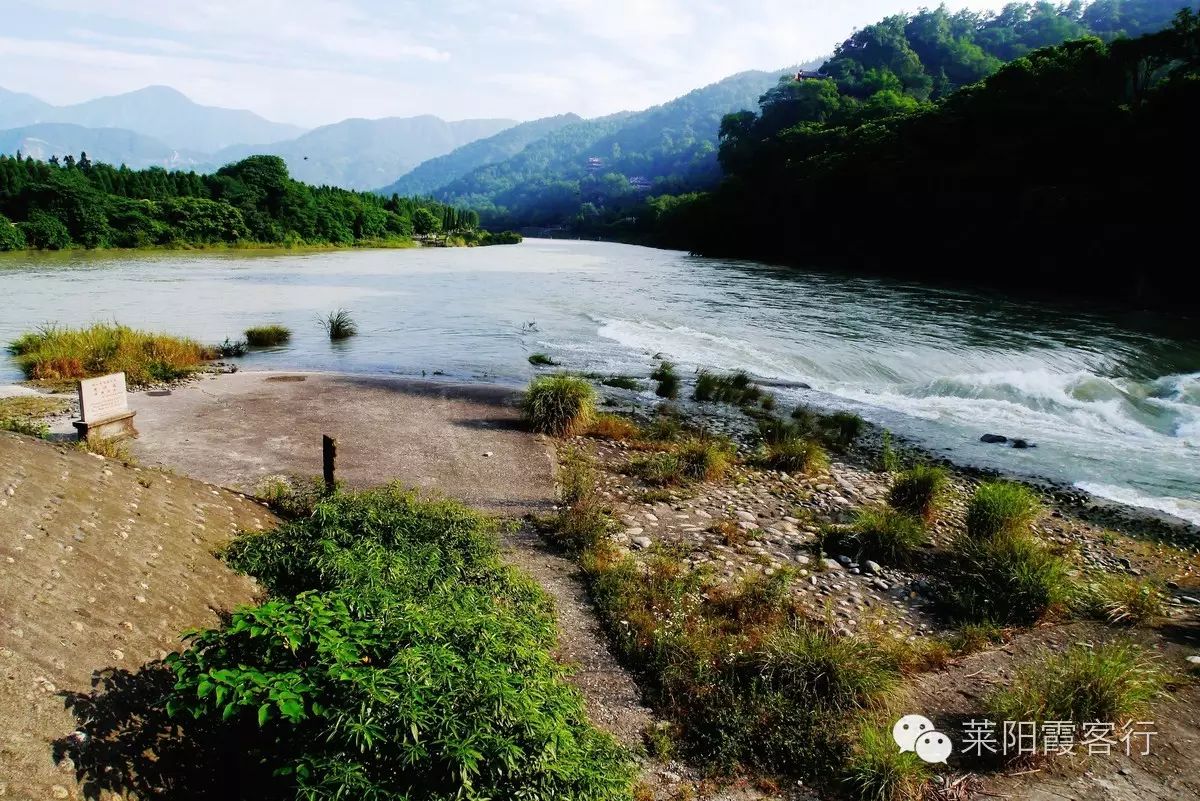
[53,663,274,800]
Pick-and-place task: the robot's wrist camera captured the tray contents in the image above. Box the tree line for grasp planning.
[627,4,1199,307]
[0,153,486,251]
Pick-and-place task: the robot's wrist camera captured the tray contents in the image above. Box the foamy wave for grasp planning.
[1076,482,1200,527]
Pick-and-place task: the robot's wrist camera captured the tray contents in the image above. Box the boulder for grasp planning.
[980,434,1008,444]
[1011,439,1036,449]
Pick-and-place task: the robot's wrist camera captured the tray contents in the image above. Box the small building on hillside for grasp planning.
[794,70,828,81]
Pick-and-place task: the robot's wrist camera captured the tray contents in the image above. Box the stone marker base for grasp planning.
[73,411,137,443]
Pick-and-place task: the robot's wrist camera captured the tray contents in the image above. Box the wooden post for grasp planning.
[322,435,337,493]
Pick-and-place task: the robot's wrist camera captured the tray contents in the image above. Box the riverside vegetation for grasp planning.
[0,152,517,251]
[520,367,1197,800]
[164,485,635,800]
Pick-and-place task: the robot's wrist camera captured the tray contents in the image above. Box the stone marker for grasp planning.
[73,372,137,442]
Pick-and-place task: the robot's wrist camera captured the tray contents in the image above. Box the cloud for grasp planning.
[3,0,1009,126]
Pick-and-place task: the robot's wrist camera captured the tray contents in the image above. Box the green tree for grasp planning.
[19,211,71,249]
[411,207,442,236]
[0,213,26,250]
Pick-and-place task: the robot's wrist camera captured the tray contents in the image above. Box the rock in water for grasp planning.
[980,434,1008,444]
[1011,439,1035,449]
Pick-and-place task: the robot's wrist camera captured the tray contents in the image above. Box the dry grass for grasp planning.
[10,323,213,387]
[244,324,291,346]
[588,413,642,441]
[75,436,135,464]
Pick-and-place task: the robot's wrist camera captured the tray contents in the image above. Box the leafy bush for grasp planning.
[523,374,597,436]
[849,507,928,566]
[843,724,930,801]
[757,438,829,475]
[170,486,634,800]
[319,309,357,340]
[650,361,680,399]
[245,325,292,346]
[9,322,212,386]
[966,481,1041,540]
[528,352,557,366]
[18,210,72,249]
[940,530,1070,625]
[0,213,27,250]
[887,464,949,521]
[880,430,900,472]
[987,641,1167,728]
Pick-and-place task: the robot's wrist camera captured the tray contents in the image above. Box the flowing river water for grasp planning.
[2,239,1197,524]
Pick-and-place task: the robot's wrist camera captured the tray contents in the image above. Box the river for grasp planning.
[2,239,1197,524]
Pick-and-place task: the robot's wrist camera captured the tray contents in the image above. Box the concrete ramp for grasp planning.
[0,432,275,798]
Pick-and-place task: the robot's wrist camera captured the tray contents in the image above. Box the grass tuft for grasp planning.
[650,361,680,399]
[588,413,642,441]
[987,641,1168,728]
[244,324,291,346]
[631,437,734,486]
[523,375,597,437]
[757,438,829,475]
[849,507,928,566]
[693,369,762,406]
[966,481,1041,540]
[941,529,1070,625]
[10,323,213,386]
[887,464,949,521]
[74,436,135,464]
[528,352,557,366]
[320,308,358,340]
[843,724,931,801]
[1079,575,1168,626]
[600,375,640,390]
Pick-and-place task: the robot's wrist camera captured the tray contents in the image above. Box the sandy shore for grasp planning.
[114,370,556,515]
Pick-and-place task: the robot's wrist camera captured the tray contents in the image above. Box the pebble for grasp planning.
[631,537,652,550]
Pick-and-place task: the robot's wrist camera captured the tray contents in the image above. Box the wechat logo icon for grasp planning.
[893,714,953,764]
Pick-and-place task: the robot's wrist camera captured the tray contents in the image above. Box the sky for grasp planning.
[0,1,1003,128]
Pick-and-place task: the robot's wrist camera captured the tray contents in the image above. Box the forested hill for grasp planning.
[378,114,584,198]
[0,154,486,251]
[418,69,799,228]
[646,9,1200,307]
[475,0,1193,235]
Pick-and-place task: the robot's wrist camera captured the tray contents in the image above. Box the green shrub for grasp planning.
[843,724,931,801]
[758,417,804,446]
[966,481,1040,540]
[887,464,949,521]
[523,375,597,436]
[320,308,357,340]
[0,213,27,251]
[987,641,1167,727]
[170,486,634,800]
[19,210,71,249]
[244,325,292,346]
[528,352,557,366]
[650,361,679,399]
[850,507,928,566]
[940,531,1070,625]
[757,438,829,475]
[9,322,213,386]
[646,410,683,441]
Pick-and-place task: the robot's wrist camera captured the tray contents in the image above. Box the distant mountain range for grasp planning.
[215,115,515,190]
[0,85,302,152]
[411,69,802,224]
[0,72,800,201]
[0,85,521,190]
